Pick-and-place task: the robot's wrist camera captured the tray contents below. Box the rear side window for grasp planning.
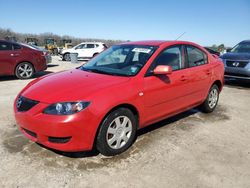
[186,46,207,67]
[13,44,22,50]
[86,44,95,48]
[0,42,12,51]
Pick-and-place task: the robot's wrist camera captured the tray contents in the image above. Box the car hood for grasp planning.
[221,52,250,61]
[21,69,130,103]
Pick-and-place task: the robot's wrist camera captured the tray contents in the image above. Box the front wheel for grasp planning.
[199,84,219,113]
[96,108,137,156]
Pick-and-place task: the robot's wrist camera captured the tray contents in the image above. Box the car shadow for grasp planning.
[44,109,198,158]
[225,78,250,89]
[137,109,198,136]
[0,75,17,81]
[0,71,54,81]
[33,71,54,78]
[47,64,59,68]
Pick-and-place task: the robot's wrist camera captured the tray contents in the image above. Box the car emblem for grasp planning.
[16,97,22,108]
[232,62,240,67]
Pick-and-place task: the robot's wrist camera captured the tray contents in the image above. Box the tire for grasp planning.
[53,48,58,56]
[63,53,71,61]
[96,108,137,156]
[199,84,219,113]
[15,62,34,79]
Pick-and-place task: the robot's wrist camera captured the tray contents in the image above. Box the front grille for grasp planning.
[23,128,37,138]
[48,136,72,144]
[16,96,39,112]
[226,60,249,68]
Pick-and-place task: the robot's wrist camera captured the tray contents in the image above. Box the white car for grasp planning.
[60,42,107,61]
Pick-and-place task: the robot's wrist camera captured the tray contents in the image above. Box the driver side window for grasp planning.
[75,44,86,50]
[148,46,183,75]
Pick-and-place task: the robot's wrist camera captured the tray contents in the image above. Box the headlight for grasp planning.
[43,101,90,115]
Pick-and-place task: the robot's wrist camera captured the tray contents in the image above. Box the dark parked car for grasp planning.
[0,40,49,79]
[220,40,250,80]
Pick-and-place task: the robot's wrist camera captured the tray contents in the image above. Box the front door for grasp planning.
[142,45,192,125]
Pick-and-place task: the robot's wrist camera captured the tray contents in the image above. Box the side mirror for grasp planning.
[153,65,172,75]
[226,48,232,52]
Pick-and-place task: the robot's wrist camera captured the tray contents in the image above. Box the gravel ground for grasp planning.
[0,56,250,188]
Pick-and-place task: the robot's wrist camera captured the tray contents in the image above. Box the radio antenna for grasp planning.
[175,32,186,40]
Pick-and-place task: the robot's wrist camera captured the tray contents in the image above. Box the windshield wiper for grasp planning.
[80,67,123,76]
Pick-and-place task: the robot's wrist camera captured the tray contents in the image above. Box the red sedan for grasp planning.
[14,41,224,156]
[0,40,49,79]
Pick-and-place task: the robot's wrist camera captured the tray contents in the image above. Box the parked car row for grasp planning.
[1,38,249,81]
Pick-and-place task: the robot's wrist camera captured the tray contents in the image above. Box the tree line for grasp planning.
[0,28,126,47]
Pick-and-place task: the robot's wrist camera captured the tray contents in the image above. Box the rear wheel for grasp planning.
[15,62,34,79]
[63,53,71,61]
[96,108,137,156]
[199,84,219,113]
[53,48,58,55]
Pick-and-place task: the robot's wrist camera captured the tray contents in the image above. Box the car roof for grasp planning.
[0,39,13,43]
[0,39,22,45]
[80,42,104,44]
[120,40,200,47]
[240,40,250,43]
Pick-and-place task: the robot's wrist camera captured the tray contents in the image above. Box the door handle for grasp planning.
[205,69,212,75]
[180,75,188,81]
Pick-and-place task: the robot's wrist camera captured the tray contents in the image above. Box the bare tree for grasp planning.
[0,27,125,47]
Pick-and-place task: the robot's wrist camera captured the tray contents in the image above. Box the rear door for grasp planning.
[84,43,96,57]
[0,41,15,75]
[185,45,212,103]
[142,45,192,125]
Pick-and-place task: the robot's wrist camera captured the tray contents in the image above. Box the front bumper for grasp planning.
[14,100,101,152]
[225,67,250,80]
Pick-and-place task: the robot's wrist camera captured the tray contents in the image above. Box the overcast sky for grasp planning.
[0,0,250,47]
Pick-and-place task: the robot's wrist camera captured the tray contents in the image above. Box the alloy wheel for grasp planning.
[106,116,132,149]
[208,88,218,109]
[17,63,33,79]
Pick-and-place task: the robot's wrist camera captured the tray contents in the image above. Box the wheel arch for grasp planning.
[212,80,223,92]
[93,52,99,57]
[92,103,140,149]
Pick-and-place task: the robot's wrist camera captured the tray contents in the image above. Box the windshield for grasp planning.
[231,42,250,53]
[80,45,157,76]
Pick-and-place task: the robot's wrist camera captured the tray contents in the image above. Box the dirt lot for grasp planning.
[0,57,250,188]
